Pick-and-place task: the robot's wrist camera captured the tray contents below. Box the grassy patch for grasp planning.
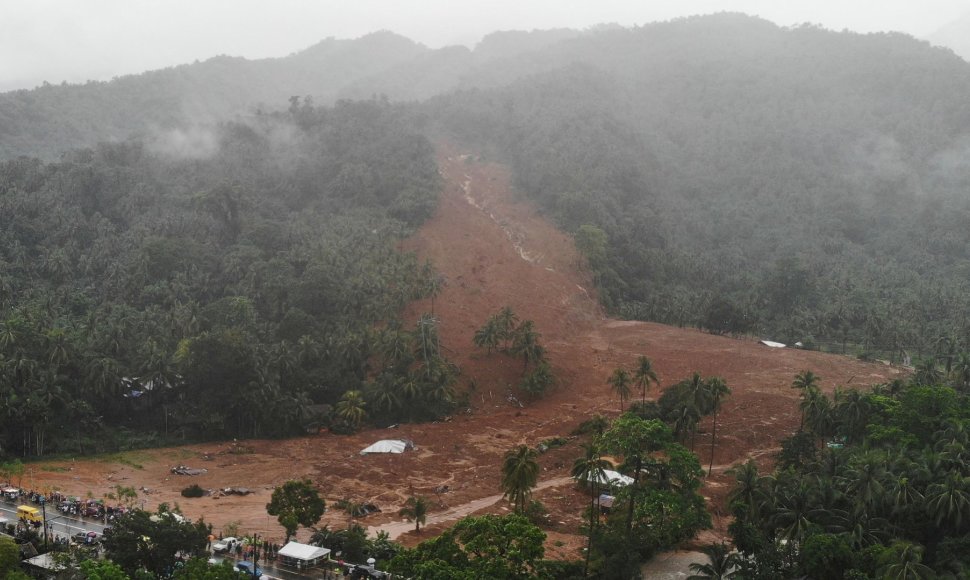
[97,452,150,470]
[40,465,70,473]
[165,448,199,461]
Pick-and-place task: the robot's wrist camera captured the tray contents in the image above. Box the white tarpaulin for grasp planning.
[360,439,411,455]
[759,340,786,348]
[581,469,634,487]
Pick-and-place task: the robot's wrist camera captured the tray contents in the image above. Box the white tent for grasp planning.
[360,439,412,455]
[759,340,786,348]
[278,541,331,570]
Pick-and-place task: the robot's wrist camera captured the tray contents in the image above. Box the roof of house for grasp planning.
[360,439,413,454]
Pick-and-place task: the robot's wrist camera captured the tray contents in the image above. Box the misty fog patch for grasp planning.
[146,126,219,159]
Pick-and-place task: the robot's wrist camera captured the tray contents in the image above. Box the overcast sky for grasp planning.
[3,0,969,92]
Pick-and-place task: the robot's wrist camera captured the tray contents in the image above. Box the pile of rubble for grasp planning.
[170,465,208,476]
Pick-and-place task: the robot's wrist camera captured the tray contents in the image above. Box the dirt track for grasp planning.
[23,142,903,557]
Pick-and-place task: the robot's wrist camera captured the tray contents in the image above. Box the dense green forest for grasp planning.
[5,13,970,448]
[723,374,970,578]
[0,98,454,457]
[427,14,970,359]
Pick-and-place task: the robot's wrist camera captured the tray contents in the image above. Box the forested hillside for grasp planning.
[428,14,970,359]
[4,13,970,454]
[0,27,599,161]
[0,99,451,456]
[0,31,427,160]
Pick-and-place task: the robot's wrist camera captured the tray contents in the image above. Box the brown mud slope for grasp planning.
[25,142,902,554]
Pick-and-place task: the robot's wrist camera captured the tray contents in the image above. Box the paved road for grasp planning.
[1,499,345,579]
[209,553,334,580]
[0,501,105,541]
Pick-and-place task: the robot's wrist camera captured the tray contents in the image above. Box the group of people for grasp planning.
[211,535,283,562]
[1,486,127,522]
[56,498,127,522]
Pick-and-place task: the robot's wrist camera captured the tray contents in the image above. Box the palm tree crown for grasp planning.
[398,495,429,533]
[608,367,633,412]
[501,444,540,513]
[634,355,659,406]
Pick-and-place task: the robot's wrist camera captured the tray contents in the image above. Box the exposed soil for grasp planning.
[22,141,903,559]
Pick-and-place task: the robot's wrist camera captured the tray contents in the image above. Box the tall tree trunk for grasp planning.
[626,457,641,535]
[709,410,718,476]
[585,483,597,578]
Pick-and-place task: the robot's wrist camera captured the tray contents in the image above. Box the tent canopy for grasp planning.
[759,340,786,348]
[278,541,331,561]
[360,439,413,455]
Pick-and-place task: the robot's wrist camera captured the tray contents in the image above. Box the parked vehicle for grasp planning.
[235,561,263,578]
[212,537,237,553]
[17,505,41,526]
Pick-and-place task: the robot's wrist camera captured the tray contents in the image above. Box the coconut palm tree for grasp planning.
[495,306,519,350]
[85,355,120,399]
[772,479,815,544]
[878,541,934,580]
[335,390,367,429]
[366,374,401,416]
[473,317,501,354]
[511,320,545,370]
[271,341,297,393]
[800,386,831,435]
[520,361,555,398]
[935,335,957,374]
[890,476,924,517]
[398,496,429,533]
[829,508,890,549]
[607,367,632,413]
[688,542,739,579]
[925,471,970,531]
[840,452,888,512]
[833,388,870,444]
[681,372,712,449]
[501,444,539,513]
[415,314,440,365]
[706,377,731,475]
[572,443,611,578]
[949,353,970,391]
[792,370,820,391]
[912,358,942,387]
[727,460,763,520]
[672,403,700,445]
[426,271,445,318]
[633,355,658,407]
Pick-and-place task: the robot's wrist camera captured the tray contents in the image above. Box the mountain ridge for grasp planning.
[5,13,964,161]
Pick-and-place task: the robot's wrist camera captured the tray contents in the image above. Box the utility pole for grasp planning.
[39,496,48,550]
[252,533,259,579]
